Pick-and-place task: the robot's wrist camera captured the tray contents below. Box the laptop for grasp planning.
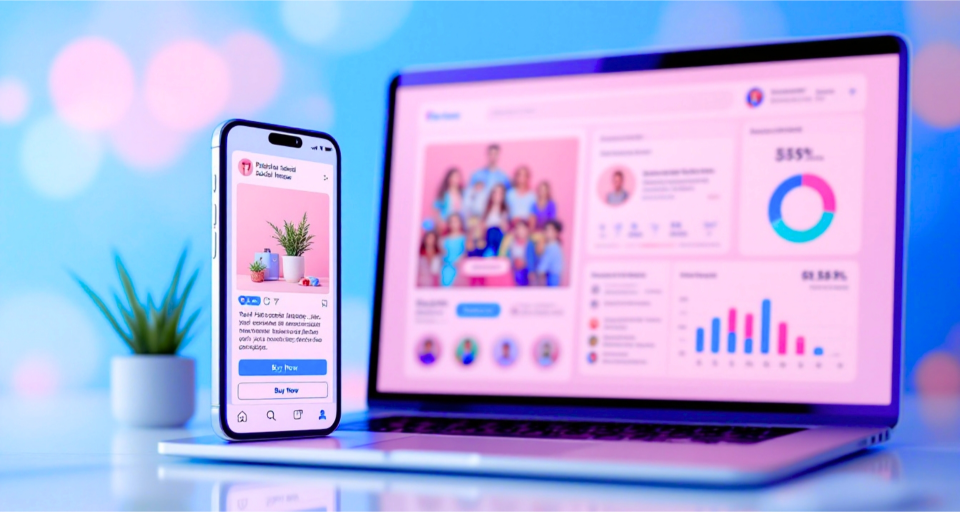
[161,34,909,486]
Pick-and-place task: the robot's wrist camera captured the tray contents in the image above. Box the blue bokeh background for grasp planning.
[0,2,957,398]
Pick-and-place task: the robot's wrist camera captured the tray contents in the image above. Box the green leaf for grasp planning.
[75,248,203,355]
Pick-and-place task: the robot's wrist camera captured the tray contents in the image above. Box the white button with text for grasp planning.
[238,382,328,400]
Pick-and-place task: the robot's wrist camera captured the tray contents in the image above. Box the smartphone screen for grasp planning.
[216,122,339,438]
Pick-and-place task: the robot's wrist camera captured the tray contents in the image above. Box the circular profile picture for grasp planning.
[417,336,440,366]
[456,337,479,366]
[534,337,559,367]
[588,335,598,347]
[587,352,598,364]
[746,87,764,108]
[589,318,599,330]
[493,338,519,367]
[238,158,253,176]
[597,165,635,207]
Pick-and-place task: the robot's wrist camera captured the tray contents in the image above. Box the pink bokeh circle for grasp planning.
[913,42,960,129]
[109,95,188,171]
[220,31,283,115]
[49,37,135,131]
[0,77,29,124]
[144,39,231,132]
[11,355,60,398]
[596,165,636,207]
[915,351,960,396]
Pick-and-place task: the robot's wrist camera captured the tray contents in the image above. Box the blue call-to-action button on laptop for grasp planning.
[238,296,261,306]
[456,303,501,318]
[239,359,328,376]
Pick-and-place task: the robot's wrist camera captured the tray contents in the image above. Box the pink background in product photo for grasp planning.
[236,183,331,282]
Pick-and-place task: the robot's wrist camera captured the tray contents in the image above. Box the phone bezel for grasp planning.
[215,119,342,440]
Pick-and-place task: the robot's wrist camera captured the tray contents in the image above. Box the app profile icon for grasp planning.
[587,352,598,364]
[589,318,599,330]
[746,87,764,108]
[456,337,479,366]
[534,337,559,367]
[588,336,598,347]
[493,338,518,367]
[417,336,440,366]
[238,158,253,176]
[597,165,635,207]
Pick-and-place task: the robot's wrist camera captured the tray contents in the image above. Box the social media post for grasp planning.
[586,129,735,255]
[228,150,336,428]
[415,138,580,289]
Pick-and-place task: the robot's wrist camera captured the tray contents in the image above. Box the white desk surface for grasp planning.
[1,390,959,511]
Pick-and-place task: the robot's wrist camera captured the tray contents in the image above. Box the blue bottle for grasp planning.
[255,249,280,281]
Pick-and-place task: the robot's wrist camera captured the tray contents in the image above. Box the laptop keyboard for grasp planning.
[343,416,803,445]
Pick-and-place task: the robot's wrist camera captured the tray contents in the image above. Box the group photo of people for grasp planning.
[417,139,579,288]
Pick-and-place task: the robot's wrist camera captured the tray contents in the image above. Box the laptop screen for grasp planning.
[374,39,904,408]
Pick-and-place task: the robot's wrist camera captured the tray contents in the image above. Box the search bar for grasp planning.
[488,89,734,120]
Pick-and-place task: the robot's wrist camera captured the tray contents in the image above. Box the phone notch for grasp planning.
[268,132,303,148]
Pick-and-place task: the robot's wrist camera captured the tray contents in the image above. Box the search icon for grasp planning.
[267,410,276,420]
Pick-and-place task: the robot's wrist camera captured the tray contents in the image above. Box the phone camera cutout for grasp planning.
[268,132,303,148]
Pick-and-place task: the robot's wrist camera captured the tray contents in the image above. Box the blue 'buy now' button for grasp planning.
[456,303,501,318]
[238,359,327,376]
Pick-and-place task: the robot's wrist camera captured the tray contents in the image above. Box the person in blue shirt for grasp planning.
[440,214,466,286]
[434,167,464,222]
[468,144,511,196]
[536,220,564,287]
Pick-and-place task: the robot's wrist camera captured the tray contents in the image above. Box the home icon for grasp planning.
[237,411,247,423]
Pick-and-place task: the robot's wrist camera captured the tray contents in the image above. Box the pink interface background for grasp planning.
[377,54,902,406]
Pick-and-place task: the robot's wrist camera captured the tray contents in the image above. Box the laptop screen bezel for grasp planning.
[368,35,908,427]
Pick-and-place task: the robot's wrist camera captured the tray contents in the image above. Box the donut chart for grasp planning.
[768,174,836,243]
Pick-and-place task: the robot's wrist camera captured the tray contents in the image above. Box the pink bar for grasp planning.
[728,308,736,333]
[778,322,787,355]
[797,336,805,355]
[745,314,754,339]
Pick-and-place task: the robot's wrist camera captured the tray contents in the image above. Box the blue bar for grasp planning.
[745,338,753,354]
[456,303,501,318]
[814,347,824,356]
[761,299,771,354]
[711,318,720,353]
[696,328,705,352]
[239,359,327,376]
[727,332,736,353]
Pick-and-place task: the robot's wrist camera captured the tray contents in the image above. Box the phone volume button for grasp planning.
[212,231,218,259]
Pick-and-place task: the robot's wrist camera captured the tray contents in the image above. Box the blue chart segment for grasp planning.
[768,174,836,243]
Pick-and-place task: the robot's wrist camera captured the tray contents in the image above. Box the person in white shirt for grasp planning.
[506,165,536,222]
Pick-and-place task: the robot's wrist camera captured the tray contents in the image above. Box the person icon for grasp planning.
[319,410,327,420]
[456,337,479,366]
[534,337,559,367]
[746,87,764,108]
[606,170,629,206]
[418,337,440,365]
[494,338,518,367]
[238,158,253,176]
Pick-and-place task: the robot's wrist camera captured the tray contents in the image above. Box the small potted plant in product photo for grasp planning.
[249,259,267,283]
[75,249,201,428]
[268,212,314,283]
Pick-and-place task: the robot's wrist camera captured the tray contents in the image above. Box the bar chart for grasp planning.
[671,261,858,382]
[693,299,825,357]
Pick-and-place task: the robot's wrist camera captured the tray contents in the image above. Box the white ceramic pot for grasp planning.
[282,255,305,283]
[111,355,195,428]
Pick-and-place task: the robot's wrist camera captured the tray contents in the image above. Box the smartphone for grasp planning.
[212,119,340,440]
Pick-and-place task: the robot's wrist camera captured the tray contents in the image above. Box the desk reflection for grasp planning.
[158,448,910,512]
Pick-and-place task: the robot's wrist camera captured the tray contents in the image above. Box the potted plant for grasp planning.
[75,249,201,428]
[249,259,267,283]
[268,212,314,283]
